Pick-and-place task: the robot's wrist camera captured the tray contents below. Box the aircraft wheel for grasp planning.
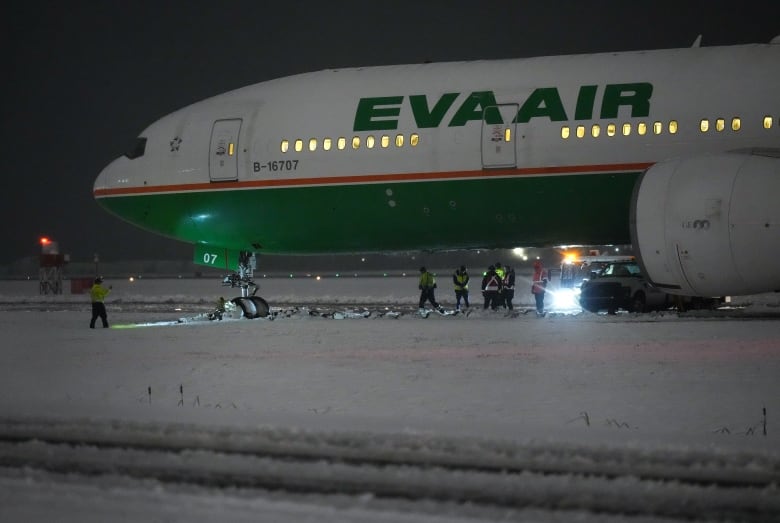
[232,297,258,319]
[249,296,270,318]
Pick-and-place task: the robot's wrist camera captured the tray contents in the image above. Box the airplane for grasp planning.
[94,38,780,317]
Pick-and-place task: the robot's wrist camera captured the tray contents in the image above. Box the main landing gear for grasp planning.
[222,251,270,319]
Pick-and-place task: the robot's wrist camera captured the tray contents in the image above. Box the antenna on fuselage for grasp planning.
[691,34,702,47]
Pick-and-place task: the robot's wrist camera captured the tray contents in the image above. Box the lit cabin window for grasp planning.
[294,139,303,152]
[700,119,709,132]
[395,134,404,147]
[504,128,512,142]
[308,138,317,152]
[622,123,631,136]
[561,126,570,139]
[591,124,600,138]
[607,123,616,137]
[410,133,420,146]
[763,116,773,129]
[323,138,332,151]
[352,136,361,149]
[638,122,647,135]
[381,135,390,148]
[281,140,289,153]
[732,117,741,131]
[337,137,346,150]
[669,120,678,134]
[366,135,375,149]
[715,118,725,132]
[576,125,585,138]
[653,121,662,135]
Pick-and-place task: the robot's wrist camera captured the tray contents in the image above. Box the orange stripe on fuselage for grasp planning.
[93,162,653,197]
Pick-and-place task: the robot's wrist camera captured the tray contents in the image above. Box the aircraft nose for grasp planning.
[93,160,111,194]
[94,156,129,197]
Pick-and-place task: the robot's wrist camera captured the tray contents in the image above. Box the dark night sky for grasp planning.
[2,0,778,264]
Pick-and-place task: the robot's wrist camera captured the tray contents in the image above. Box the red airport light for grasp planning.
[40,237,51,246]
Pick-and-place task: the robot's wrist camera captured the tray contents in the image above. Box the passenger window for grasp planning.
[764,116,773,129]
[561,126,570,139]
[337,137,346,150]
[700,119,709,132]
[576,125,585,138]
[294,139,303,152]
[366,135,375,149]
[410,133,420,146]
[323,138,332,151]
[669,120,678,134]
[352,136,361,149]
[381,135,390,148]
[395,134,404,147]
[653,122,662,135]
[622,123,631,136]
[280,139,289,153]
[715,118,725,132]
[638,122,647,135]
[308,138,317,152]
[591,124,600,138]
[732,117,741,131]
[607,123,616,137]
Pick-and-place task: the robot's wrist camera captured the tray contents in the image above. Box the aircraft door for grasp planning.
[209,119,242,182]
[481,104,518,169]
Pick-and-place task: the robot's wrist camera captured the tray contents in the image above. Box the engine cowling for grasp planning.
[630,150,780,297]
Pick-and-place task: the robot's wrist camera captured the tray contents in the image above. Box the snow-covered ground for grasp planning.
[0,276,778,521]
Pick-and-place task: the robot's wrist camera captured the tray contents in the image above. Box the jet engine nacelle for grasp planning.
[631,151,780,297]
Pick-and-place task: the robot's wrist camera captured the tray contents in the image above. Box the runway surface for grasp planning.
[0,278,778,521]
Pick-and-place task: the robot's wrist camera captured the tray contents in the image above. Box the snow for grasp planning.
[0,276,778,521]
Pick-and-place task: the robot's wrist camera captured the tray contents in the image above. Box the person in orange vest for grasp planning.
[531,260,548,315]
[89,276,112,328]
[481,265,502,310]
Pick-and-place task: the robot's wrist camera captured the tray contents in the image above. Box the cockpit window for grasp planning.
[125,137,147,159]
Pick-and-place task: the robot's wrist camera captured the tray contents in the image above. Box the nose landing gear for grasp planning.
[222,251,270,319]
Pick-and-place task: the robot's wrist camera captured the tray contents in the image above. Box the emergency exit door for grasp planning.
[209,119,242,182]
[481,104,518,169]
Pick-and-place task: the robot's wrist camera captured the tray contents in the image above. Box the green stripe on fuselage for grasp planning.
[97,171,639,254]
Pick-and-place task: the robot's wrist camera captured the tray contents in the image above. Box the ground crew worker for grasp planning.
[494,262,506,281]
[89,276,111,328]
[418,266,443,311]
[502,266,516,310]
[453,265,470,310]
[531,260,548,315]
[481,265,502,310]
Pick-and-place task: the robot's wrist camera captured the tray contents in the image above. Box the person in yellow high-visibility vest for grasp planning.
[418,266,443,312]
[89,276,112,328]
[452,265,470,310]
